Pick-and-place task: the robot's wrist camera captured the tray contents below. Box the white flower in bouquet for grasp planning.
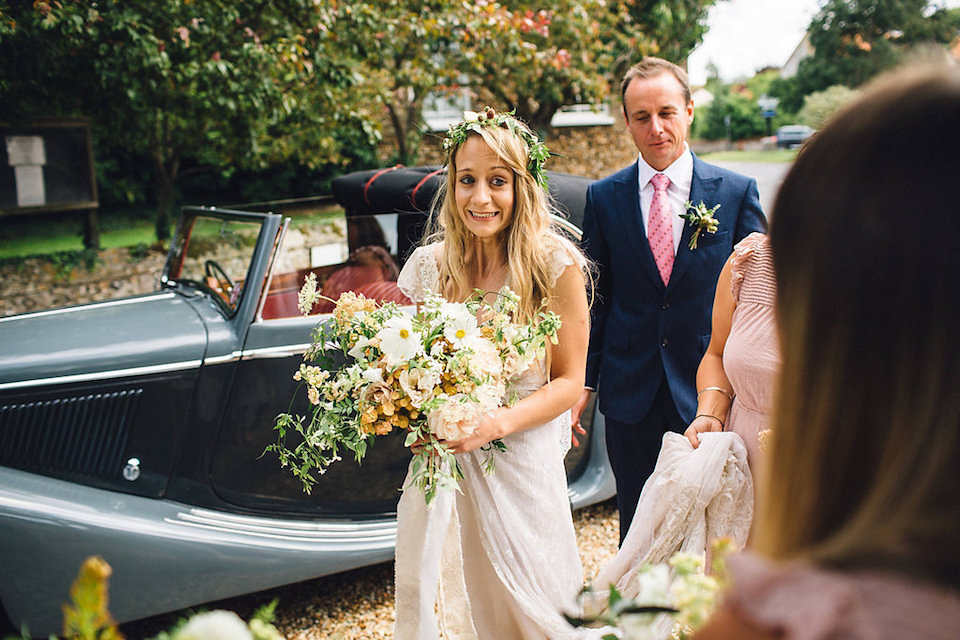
[378,314,424,365]
[361,365,386,384]
[474,381,506,410]
[347,334,374,360]
[268,286,562,506]
[398,364,441,408]
[440,301,481,347]
[429,395,485,441]
[462,335,503,378]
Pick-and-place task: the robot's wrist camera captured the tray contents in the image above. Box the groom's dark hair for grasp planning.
[620,57,692,111]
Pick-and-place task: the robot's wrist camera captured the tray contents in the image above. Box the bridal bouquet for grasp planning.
[267,274,561,505]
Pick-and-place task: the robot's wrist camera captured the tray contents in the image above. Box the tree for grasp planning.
[451,0,615,132]
[330,1,461,165]
[772,0,960,113]
[606,0,726,77]
[698,87,766,141]
[796,84,860,129]
[1,1,375,240]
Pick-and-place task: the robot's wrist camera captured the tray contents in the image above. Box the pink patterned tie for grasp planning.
[648,173,674,285]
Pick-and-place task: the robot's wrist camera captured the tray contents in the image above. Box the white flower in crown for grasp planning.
[377,315,423,366]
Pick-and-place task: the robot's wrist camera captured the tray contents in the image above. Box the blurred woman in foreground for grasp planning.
[695,62,960,639]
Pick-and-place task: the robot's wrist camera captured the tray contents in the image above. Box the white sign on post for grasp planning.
[5,135,47,206]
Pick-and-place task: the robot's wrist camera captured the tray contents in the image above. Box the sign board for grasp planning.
[0,119,98,216]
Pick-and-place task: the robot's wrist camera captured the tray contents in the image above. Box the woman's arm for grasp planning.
[447,262,589,453]
[685,254,737,447]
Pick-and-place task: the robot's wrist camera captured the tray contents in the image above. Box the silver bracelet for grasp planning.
[697,386,734,400]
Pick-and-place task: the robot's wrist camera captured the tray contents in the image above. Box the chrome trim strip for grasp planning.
[0,359,202,391]
[0,293,175,323]
[203,351,244,366]
[167,508,397,545]
[241,343,311,359]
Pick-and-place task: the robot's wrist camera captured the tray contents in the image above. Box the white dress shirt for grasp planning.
[637,145,694,254]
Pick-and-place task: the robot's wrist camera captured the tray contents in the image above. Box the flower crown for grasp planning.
[442,107,551,189]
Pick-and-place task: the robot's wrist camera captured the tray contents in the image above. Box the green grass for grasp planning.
[0,217,156,259]
[699,149,799,163]
[0,207,343,260]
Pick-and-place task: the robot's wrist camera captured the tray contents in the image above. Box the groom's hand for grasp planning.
[570,388,592,448]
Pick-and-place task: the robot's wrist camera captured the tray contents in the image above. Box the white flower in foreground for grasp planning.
[634,563,672,607]
[377,315,423,366]
[440,302,479,347]
[174,610,254,640]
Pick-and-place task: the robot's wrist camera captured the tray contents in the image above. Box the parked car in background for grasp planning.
[776,124,816,149]
[0,166,614,636]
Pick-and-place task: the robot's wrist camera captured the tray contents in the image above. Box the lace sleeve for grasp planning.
[397,244,441,303]
[545,235,588,288]
[730,232,768,303]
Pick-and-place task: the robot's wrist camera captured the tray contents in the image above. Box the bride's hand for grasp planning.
[684,414,724,448]
[445,411,509,454]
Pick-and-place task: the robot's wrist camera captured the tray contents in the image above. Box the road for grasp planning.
[709,160,793,218]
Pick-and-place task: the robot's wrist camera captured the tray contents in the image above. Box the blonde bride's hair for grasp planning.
[425,114,587,321]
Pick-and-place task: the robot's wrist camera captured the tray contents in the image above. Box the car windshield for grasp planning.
[163,209,266,314]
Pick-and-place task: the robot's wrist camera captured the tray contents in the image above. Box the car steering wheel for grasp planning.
[204,259,235,302]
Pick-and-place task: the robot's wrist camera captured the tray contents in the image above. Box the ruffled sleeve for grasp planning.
[545,234,589,288]
[397,243,441,303]
[729,232,768,303]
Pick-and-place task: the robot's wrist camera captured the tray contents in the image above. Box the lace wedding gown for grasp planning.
[393,240,594,640]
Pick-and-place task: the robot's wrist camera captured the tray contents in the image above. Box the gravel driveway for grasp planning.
[116,499,620,639]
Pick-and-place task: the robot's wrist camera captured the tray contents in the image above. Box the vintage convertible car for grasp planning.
[0,166,614,635]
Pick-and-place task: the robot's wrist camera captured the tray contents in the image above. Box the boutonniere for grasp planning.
[680,201,721,249]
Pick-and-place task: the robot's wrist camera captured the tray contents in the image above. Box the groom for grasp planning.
[573,57,767,542]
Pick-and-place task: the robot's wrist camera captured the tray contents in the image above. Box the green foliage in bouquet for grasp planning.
[266,278,561,505]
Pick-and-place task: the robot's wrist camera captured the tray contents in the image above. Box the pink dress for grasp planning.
[723,233,779,473]
[725,552,960,639]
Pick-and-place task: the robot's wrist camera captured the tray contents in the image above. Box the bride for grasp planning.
[392,108,593,639]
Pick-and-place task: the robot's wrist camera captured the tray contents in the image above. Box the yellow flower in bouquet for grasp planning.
[267,284,561,505]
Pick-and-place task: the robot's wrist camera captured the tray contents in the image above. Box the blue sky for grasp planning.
[687,0,960,85]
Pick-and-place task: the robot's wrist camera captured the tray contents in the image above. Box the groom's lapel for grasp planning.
[668,162,722,291]
[613,166,664,289]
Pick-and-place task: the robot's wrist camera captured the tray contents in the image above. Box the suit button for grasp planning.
[661,338,669,348]
[661,302,670,310]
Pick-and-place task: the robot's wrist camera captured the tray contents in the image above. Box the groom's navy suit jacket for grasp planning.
[582,155,767,425]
